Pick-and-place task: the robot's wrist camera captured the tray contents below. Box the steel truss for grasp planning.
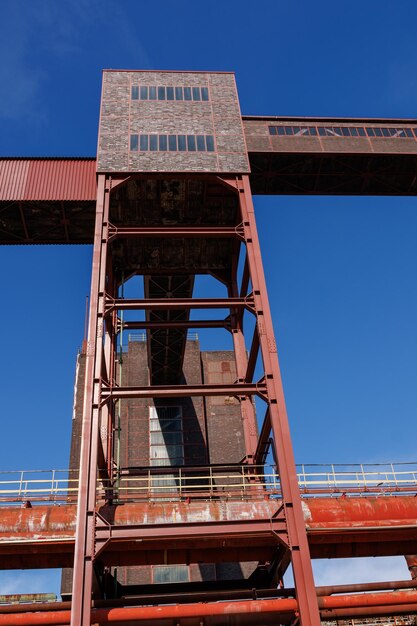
[70,173,321,626]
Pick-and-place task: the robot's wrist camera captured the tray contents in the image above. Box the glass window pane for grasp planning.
[357,127,366,136]
[149,134,158,150]
[159,135,167,151]
[192,87,201,101]
[318,127,326,136]
[205,135,214,151]
[292,126,300,135]
[269,126,277,135]
[150,432,182,445]
[414,129,417,139]
[149,86,157,100]
[201,87,209,101]
[350,127,358,136]
[168,135,177,151]
[277,126,285,136]
[157,407,182,419]
[140,86,148,100]
[139,134,149,151]
[308,127,317,136]
[366,127,375,137]
[159,418,181,431]
[130,134,138,150]
[184,87,192,101]
[164,445,184,458]
[382,128,390,137]
[150,418,182,432]
[333,127,342,136]
[150,445,169,459]
[178,135,186,151]
[405,129,413,138]
[187,135,196,151]
[131,86,139,100]
[284,127,293,136]
[342,127,350,136]
[153,566,189,584]
[166,86,174,100]
[158,86,166,100]
[196,135,205,151]
[175,86,183,100]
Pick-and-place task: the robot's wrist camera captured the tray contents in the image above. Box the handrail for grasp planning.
[0,463,416,505]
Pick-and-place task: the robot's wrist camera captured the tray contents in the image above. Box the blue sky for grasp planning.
[0,0,416,592]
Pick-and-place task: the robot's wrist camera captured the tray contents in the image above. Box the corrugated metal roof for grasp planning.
[0,158,96,201]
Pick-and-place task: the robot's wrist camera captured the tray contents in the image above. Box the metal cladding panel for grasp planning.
[243,117,417,155]
[0,159,30,200]
[97,70,250,173]
[0,159,96,201]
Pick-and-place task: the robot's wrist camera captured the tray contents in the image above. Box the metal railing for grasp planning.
[0,469,79,504]
[322,618,417,626]
[126,332,199,343]
[0,462,416,505]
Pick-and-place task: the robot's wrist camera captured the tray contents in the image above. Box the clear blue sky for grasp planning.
[0,0,416,591]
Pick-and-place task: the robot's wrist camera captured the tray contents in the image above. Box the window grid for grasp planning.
[130,134,215,153]
[132,85,209,102]
[269,125,417,139]
[152,565,189,584]
[149,406,184,467]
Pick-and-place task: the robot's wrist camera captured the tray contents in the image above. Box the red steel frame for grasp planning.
[70,173,321,625]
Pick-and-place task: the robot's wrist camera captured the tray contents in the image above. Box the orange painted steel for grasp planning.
[2,591,417,625]
[305,494,417,526]
[1,495,417,569]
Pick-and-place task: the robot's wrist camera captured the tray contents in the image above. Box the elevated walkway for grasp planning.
[0,463,416,569]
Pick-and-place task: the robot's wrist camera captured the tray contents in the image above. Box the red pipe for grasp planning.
[2,590,417,625]
[321,604,417,619]
[1,579,417,615]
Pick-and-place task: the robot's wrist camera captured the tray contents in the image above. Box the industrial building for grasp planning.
[0,70,417,626]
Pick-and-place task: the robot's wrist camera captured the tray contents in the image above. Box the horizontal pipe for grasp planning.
[2,580,417,614]
[321,604,417,619]
[3,590,417,625]
[316,579,417,596]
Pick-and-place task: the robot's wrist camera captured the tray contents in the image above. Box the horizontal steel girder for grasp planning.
[108,225,242,241]
[104,297,253,314]
[100,381,267,402]
[0,496,417,569]
[122,319,228,330]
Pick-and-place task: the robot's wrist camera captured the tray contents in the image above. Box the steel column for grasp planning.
[228,248,258,461]
[232,174,321,626]
[70,174,111,626]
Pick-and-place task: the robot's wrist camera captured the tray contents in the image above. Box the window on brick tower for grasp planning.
[149,406,184,467]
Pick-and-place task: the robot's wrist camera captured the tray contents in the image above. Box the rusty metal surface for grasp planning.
[2,590,417,626]
[0,496,416,570]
